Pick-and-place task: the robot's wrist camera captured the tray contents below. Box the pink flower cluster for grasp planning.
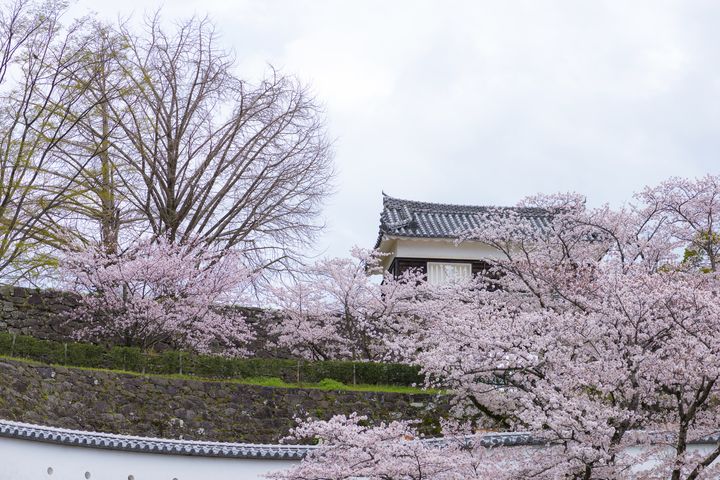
[269,247,422,361]
[266,414,525,480]
[60,237,254,356]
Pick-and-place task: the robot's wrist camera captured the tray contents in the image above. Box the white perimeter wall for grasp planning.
[0,437,297,480]
[3,434,719,479]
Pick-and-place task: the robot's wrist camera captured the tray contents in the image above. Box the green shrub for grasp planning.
[0,332,425,386]
[317,378,346,390]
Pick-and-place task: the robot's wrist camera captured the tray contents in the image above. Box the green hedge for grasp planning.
[0,332,424,386]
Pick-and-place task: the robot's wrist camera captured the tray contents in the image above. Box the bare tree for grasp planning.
[99,15,334,271]
[0,0,99,282]
[0,7,334,282]
[45,21,136,255]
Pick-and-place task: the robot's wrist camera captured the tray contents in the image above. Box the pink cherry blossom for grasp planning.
[268,247,423,361]
[267,414,531,480]
[60,237,254,355]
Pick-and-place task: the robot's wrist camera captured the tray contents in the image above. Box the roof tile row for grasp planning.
[375,194,551,248]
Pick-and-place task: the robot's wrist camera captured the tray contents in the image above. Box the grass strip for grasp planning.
[0,354,440,394]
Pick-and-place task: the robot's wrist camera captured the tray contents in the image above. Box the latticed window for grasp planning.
[426,262,472,285]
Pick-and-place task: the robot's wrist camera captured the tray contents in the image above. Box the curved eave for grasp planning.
[0,419,316,460]
[374,231,470,251]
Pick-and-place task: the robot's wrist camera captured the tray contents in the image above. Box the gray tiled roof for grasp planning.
[375,194,551,248]
[2,419,718,458]
[424,432,541,448]
[0,419,545,458]
[0,419,315,459]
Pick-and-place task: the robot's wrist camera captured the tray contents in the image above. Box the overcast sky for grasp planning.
[69,0,720,259]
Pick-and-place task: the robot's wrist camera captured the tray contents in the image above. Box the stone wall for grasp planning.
[0,286,291,357]
[0,358,448,443]
[0,286,80,342]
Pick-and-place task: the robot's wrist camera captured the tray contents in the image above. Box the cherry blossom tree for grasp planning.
[266,414,529,480]
[60,237,254,355]
[268,248,422,361]
[270,175,720,480]
[405,184,720,479]
[636,175,720,272]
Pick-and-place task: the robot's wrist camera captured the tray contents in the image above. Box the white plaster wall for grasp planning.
[0,437,297,480]
[2,435,719,479]
[624,443,720,475]
[393,238,504,261]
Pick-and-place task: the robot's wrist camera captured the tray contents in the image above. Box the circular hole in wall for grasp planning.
[46,467,53,475]
[84,472,91,479]
[128,476,135,480]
